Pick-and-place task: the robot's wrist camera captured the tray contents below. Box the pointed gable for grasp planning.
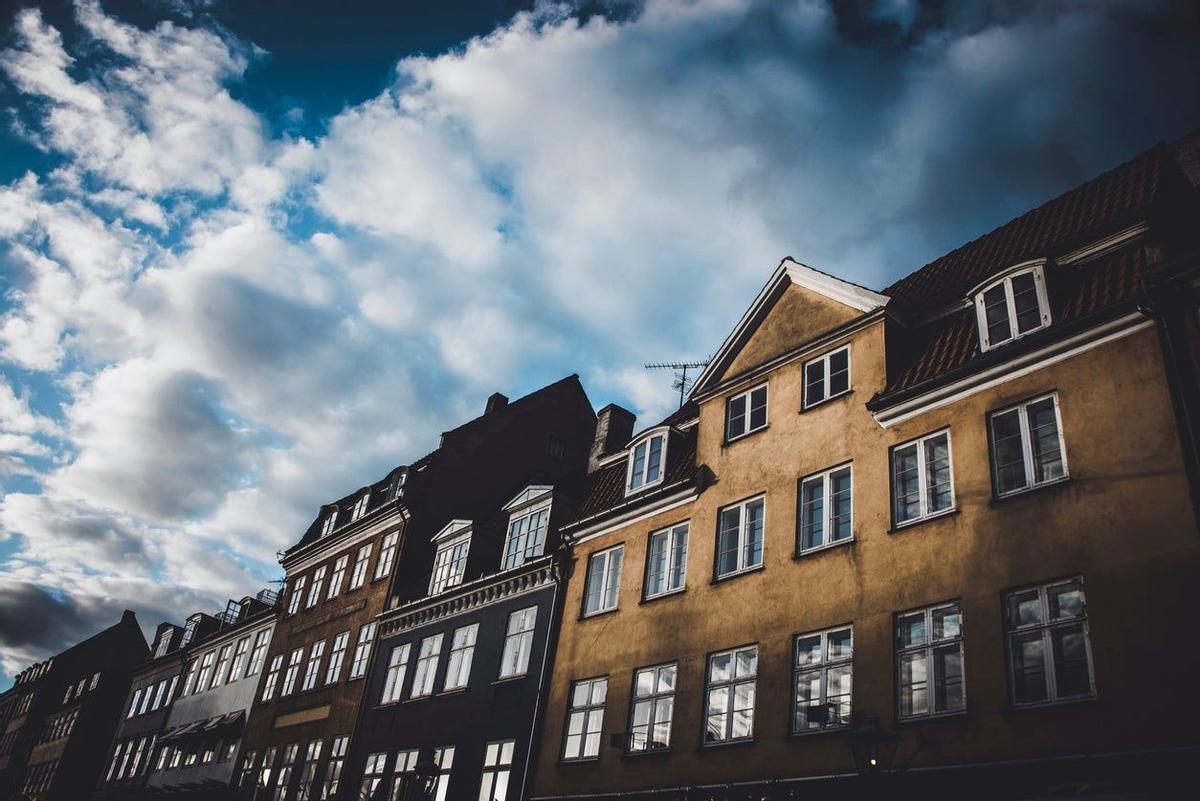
[691,258,888,396]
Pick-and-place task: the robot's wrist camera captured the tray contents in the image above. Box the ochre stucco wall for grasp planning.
[533,283,1199,796]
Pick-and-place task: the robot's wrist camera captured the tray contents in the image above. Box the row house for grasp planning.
[531,141,1200,800]
[239,376,596,801]
[0,610,148,800]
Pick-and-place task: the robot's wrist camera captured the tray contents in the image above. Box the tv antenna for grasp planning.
[644,359,711,408]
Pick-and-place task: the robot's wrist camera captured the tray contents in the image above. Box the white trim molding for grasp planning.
[1058,222,1148,265]
[569,487,698,547]
[873,312,1153,428]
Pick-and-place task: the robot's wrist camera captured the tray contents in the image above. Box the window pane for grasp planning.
[735,648,757,678]
[1011,631,1048,704]
[584,553,606,613]
[933,644,964,712]
[1027,398,1065,483]
[984,283,1012,344]
[829,468,852,542]
[828,628,852,660]
[726,396,746,438]
[898,612,926,647]
[1008,589,1043,627]
[805,360,825,406]
[1048,582,1084,620]
[793,670,821,731]
[795,635,821,667]
[1052,623,1091,698]
[899,651,928,717]
[646,532,667,596]
[924,434,953,512]
[652,697,672,747]
[717,508,741,576]
[1011,272,1042,334]
[635,669,655,698]
[646,436,663,483]
[657,665,676,693]
[800,477,824,550]
[827,664,852,725]
[892,443,922,522]
[603,548,622,609]
[709,653,732,683]
[668,527,687,590]
[991,408,1028,493]
[828,349,850,396]
[630,441,647,489]
[748,387,767,430]
[744,500,764,568]
[932,606,961,641]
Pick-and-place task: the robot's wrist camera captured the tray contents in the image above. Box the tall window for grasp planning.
[582,546,623,616]
[478,740,515,801]
[259,747,278,792]
[320,512,337,538]
[562,677,606,761]
[975,265,1051,351]
[626,432,666,493]
[360,752,387,800]
[287,576,307,615]
[306,566,327,608]
[503,506,550,570]
[328,555,349,599]
[352,493,369,520]
[229,637,250,681]
[891,430,954,525]
[897,602,965,719]
[793,626,852,733]
[237,750,257,789]
[381,644,411,704]
[323,737,348,799]
[644,523,688,598]
[391,749,419,801]
[302,640,325,691]
[443,624,478,691]
[411,634,444,698]
[211,644,233,690]
[725,384,768,441]
[629,663,676,752]
[127,688,143,718]
[989,394,1068,497]
[704,645,757,743]
[349,623,377,679]
[1005,577,1094,705]
[431,747,455,801]
[430,534,470,594]
[499,607,537,678]
[281,648,304,696]
[326,632,350,684]
[375,532,399,580]
[296,740,322,801]
[195,650,216,692]
[803,345,851,408]
[797,465,852,553]
[716,496,765,579]
[349,544,372,590]
[273,743,297,801]
[247,629,271,676]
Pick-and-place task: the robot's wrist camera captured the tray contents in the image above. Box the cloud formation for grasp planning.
[1,0,1198,683]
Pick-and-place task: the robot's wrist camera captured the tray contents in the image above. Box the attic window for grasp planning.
[352,493,369,521]
[430,524,472,595]
[626,431,667,494]
[320,513,337,538]
[974,264,1051,352]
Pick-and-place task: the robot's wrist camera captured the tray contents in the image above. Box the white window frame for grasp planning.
[715,495,765,579]
[625,430,668,494]
[326,631,350,685]
[442,623,478,691]
[324,738,348,798]
[195,650,216,693]
[390,748,419,800]
[281,647,304,697]
[792,626,853,734]
[896,601,965,720]
[287,576,306,615]
[229,637,250,681]
[629,663,676,753]
[703,644,757,744]
[1004,577,1095,706]
[301,640,325,691]
[499,606,537,679]
[246,629,270,677]
[374,532,399,580]
[582,545,623,616]
[261,655,283,702]
[320,512,336,538]
[410,633,444,698]
[724,383,769,442]
[349,623,376,679]
[974,262,1052,352]
[380,643,411,704]
[126,688,143,719]
[349,544,372,590]
[502,502,551,571]
[352,493,369,521]
[802,345,852,409]
[327,555,348,600]
[643,522,688,599]
[988,393,1069,498]
[430,746,454,801]
[429,531,471,595]
[210,644,233,690]
[306,566,327,609]
[797,463,853,554]
[561,677,606,761]
[891,429,956,527]
[360,752,386,800]
[478,740,515,801]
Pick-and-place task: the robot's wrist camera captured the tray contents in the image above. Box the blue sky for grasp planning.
[1,0,1198,689]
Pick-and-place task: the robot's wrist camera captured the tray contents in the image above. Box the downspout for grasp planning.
[518,545,568,801]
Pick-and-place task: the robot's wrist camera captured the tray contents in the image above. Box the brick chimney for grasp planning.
[485,392,509,414]
[589,404,636,472]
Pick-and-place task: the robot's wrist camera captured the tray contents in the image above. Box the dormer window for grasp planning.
[626,431,667,494]
[430,521,472,595]
[320,513,337,538]
[351,493,369,521]
[974,263,1051,352]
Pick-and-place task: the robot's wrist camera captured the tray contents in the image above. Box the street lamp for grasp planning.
[847,713,900,776]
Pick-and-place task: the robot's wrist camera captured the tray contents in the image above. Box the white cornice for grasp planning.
[1058,222,1148,265]
[569,487,698,546]
[283,506,406,573]
[432,519,473,543]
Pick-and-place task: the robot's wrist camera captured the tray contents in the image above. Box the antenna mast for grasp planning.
[644,359,711,408]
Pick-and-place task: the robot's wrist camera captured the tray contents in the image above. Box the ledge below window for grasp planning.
[989,477,1072,507]
[889,508,960,534]
[711,563,765,585]
[793,537,854,560]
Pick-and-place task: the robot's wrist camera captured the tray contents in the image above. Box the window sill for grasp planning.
[640,587,686,606]
[786,724,851,740]
[800,389,853,413]
[622,747,672,759]
[557,756,600,766]
[894,709,967,727]
[492,675,528,687]
[699,737,756,750]
[578,607,619,623]
[625,478,666,498]
[793,537,854,560]
[436,687,469,698]
[402,694,434,704]
[723,425,769,447]
[889,508,959,534]
[990,476,1071,506]
[711,563,765,585]
[1007,693,1097,712]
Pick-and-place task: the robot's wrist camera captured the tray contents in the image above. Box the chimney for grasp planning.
[589,404,636,472]
[485,392,509,414]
